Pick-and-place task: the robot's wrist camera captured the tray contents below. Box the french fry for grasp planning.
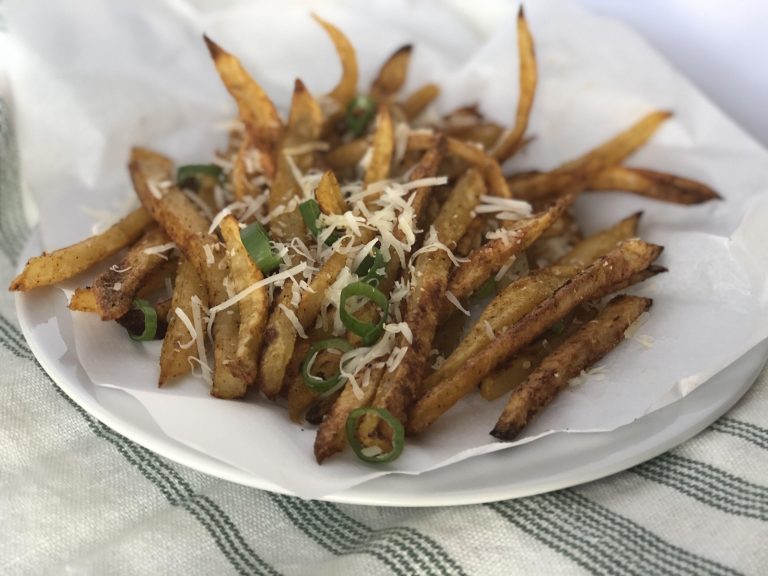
[363,105,394,187]
[371,45,412,100]
[362,169,485,443]
[68,287,100,313]
[507,110,672,201]
[9,207,153,292]
[324,138,369,172]
[491,295,652,439]
[400,83,439,120]
[589,166,721,205]
[204,36,282,164]
[220,215,268,385]
[493,7,537,162]
[159,257,207,386]
[130,147,246,399]
[313,14,359,115]
[91,226,171,320]
[556,211,641,268]
[269,79,324,242]
[441,193,574,318]
[408,238,663,435]
[444,123,505,151]
[315,171,347,215]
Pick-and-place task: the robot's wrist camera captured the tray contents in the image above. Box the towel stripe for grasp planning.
[271,494,466,575]
[488,490,741,576]
[0,320,280,576]
[710,418,768,451]
[0,100,27,262]
[632,454,768,522]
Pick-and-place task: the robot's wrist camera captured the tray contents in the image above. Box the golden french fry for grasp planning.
[269,79,324,242]
[442,193,574,317]
[68,287,100,313]
[159,257,207,386]
[557,211,641,268]
[130,147,245,399]
[444,123,505,151]
[363,170,485,442]
[315,171,347,215]
[220,215,268,385]
[91,226,171,320]
[408,238,663,435]
[491,295,652,439]
[493,7,537,162]
[371,45,412,100]
[589,166,721,205]
[508,110,672,200]
[400,83,439,120]
[324,138,369,172]
[313,14,359,115]
[204,36,282,160]
[9,207,153,292]
[363,104,394,187]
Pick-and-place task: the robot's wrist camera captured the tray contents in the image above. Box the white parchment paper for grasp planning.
[7,0,768,498]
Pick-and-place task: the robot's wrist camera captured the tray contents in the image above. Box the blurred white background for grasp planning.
[577,0,768,147]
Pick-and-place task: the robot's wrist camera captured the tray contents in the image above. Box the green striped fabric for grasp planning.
[1,103,767,576]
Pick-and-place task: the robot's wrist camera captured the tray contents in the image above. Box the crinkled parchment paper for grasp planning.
[6,0,768,498]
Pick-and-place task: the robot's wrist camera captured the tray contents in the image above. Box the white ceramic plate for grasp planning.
[16,230,768,506]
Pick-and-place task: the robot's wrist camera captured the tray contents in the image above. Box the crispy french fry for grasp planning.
[444,123,505,151]
[589,166,721,205]
[442,193,574,318]
[491,295,652,439]
[371,45,412,100]
[136,258,179,298]
[324,138,369,172]
[401,83,439,120]
[159,257,207,386]
[493,7,537,162]
[315,171,347,215]
[9,207,153,292]
[363,105,394,187]
[68,287,100,313]
[220,215,268,385]
[313,14,359,115]
[455,217,486,257]
[408,238,663,435]
[556,211,641,268]
[269,79,324,242]
[363,169,485,442]
[91,226,171,320]
[508,110,672,200]
[130,147,245,398]
[204,36,282,162]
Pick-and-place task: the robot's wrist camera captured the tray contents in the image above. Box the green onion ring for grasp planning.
[176,164,223,186]
[345,407,405,463]
[240,221,281,274]
[301,338,353,393]
[345,96,376,137]
[299,199,340,246]
[339,282,389,345]
[129,299,158,341]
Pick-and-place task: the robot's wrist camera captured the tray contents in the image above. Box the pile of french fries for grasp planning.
[10,10,720,464]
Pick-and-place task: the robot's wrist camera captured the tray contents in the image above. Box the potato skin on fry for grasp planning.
[408,238,662,435]
[9,207,153,292]
[491,295,652,440]
[589,166,721,205]
[91,226,171,320]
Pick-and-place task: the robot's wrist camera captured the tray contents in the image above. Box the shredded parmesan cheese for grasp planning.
[279,303,308,339]
[112,282,122,291]
[143,242,176,260]
[475,195,533,220]
[483,320,495,340]
[203,244,215,266]
[190,295,212,385]
[174,307,197,350]
[110,264,132,273]
[445,290,470,316]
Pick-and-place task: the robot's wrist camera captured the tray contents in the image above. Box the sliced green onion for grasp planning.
[340,282,389,345]
[355,245,386,281]
[240,221,281,274]
[345,96,376,137]
[346,407,405,463]
[301,338,353,393]
[129,299,158,341]
[177,164,223,186]
[299,199,340,246]
[471,278,498,302]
